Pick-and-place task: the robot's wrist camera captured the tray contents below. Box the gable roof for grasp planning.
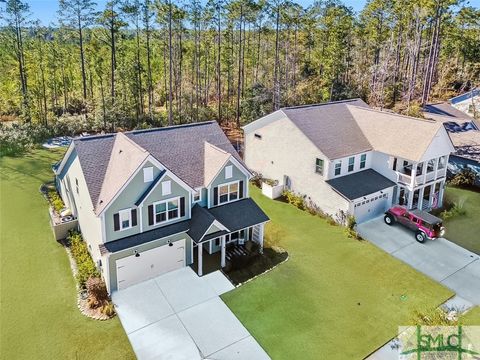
[96,132,150,214]
[71,121,246,214]
[347,106,444,162]
[424,102,474,120]
[204,142,231,186]
[281,99,372,159]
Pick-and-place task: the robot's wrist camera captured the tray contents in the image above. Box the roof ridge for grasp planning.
[127,121,216,135]
[74,133,115,142]
[347,105,439,124]
[205,141,229,155]
[281,98,363,110]
[116,131,149,153]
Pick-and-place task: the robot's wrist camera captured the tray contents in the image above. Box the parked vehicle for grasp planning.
[384,206,445,243]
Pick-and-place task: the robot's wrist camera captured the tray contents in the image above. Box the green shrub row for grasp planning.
[440,202,466,220]
[48,189,65,213]
[68,231,99,288]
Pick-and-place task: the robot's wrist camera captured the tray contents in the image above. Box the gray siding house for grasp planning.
[55,121,268,292]
[243,99,455,224]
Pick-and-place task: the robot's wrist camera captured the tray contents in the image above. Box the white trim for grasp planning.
[118,208,133,231]
[101,212,107,243]
[135,170,168,207]
[204,157,252,189]
[147,155,195,192]
[139,204,143,232]
[152,196,181,225]
[55,142,75,176]
[198,220,230,244]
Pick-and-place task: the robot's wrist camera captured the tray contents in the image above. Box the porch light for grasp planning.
[168,241,173,247]
[134,250,140,257]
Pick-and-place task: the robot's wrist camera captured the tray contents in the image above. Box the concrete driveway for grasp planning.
[112,267,270,360]
[357,216,480,305]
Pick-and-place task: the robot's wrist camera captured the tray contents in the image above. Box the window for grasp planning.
[161,181,171,196]
[143,167,153,182]
[218,181,239,204]
[315,158,324,175]
[119,209,132,230]
[225,165,233,179]
[334,161,342,176]
[427,159,435,173]
[193,189,201,203]
[215,238,220,246]
[360,154,367,169]
[154,198,179,224]
[254,133,262,139]
[348,157,355,172]
[75,178,79,194]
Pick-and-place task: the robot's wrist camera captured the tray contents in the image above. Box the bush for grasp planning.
[440,200,466,220]
[282,189,305,210]
[86,277,109,309]
[68,231,99,288]
[48,189,65,213]
[449,168,476,187]
[100,302,115,317]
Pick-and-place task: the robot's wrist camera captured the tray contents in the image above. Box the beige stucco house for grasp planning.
[243,99,455,224]
[54,121,268,293]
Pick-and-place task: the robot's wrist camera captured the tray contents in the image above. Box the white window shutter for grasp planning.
[143,167,154,182]
[161,181,171,195]
[225,165,233,179]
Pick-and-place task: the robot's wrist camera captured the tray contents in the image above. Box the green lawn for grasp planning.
[222,186,454,359]
[0,149,135,360]
[442,186,480,254]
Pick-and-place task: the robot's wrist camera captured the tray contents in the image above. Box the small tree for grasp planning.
[449,168,476,187]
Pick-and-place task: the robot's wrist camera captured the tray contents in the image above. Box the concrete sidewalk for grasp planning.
[112,268,270,360]
[358,216,480,305]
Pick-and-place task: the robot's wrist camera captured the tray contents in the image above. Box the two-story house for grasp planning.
[243,99,454,224]
[54,121,269,293]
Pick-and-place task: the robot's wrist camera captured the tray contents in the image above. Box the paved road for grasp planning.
[357,216,480,305]
[112,267,270,360]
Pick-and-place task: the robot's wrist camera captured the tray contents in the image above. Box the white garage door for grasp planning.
[354,193,390,224]
[116,239,186,290]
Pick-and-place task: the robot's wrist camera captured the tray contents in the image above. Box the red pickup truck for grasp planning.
[384,206,445,243]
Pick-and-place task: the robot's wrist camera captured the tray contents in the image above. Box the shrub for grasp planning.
[412,308,456,326]
[100,303,115,317]
[282,189,305,210]
[86,277,109,308]
[449,168,476,187]
[68,231,99,288]
[440,200,466,220]
[346,215,357,230]
[48,189,65,213]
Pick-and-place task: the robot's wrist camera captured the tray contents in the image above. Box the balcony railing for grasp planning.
[397,167,447,187]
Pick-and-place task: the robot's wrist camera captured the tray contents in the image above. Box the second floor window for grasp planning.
[315,158,324,175]
[219,182,239,204]
[334,161,342,176]
[438,156,446,169]
[154,198,179,224]
[113,208,137,231]
[360,154,367,169]
[348,157,355,172]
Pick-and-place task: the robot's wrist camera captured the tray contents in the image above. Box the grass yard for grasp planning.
[0,149,135,360]
[222,186,454,359]
[442,186,480,254]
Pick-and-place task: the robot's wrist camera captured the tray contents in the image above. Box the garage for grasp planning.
[354,192,390,223]
[116,239,186,290]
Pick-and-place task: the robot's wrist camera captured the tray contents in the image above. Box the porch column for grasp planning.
[197,243,203,276]
[433,157,439,180]
[428,184,435,208]
[410,163,417,188]
[438,180,446,208]
[258,223,265,254]
[407,190,414,210]
[220,236,226,268]
[418,187,424,210]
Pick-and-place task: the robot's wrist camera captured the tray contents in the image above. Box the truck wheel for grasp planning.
[415,231,426,243]
[384,214,394,225]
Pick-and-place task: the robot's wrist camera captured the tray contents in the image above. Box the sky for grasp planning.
[21,0,480,25]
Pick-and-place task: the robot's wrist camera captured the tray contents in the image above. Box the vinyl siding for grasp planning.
[209,160,248,208]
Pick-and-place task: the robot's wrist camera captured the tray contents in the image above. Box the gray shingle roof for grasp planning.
[72,121,245,210]
[187,204,217,243]
[74,135,115,208]
[126,121,244,189]
[326,169,395,200]
[281,99,372,159]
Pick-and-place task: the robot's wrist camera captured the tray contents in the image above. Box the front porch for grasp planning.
[395,179,445,211]
[190,224,265,277]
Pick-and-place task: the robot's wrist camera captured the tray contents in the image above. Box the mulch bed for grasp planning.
[223,247,288,286]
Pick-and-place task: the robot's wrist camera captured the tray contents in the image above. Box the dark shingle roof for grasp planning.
[281,99,372,159]
[103,220,190,253]
[187,204,217,243]
[126,121,244,188]
[208,198,269,233]
[74,135,115,207]
[135,170,166,206]
[424,102,473,120]
[326,169,395,200]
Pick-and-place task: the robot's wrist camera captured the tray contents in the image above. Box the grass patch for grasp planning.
[0,149,134,359]
[222,186,453,359]
[441,186,480,254]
